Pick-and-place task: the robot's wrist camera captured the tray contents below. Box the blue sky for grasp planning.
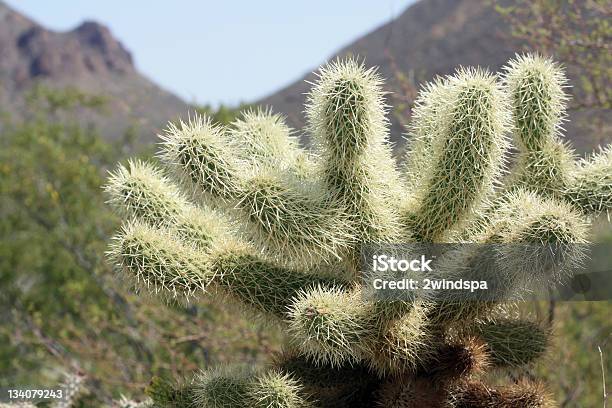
[8,0,415,106]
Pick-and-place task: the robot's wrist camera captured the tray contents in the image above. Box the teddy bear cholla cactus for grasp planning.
[105,54,611,407]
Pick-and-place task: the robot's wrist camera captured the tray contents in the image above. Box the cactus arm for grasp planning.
[419,337,489,384]
[474,319,549,367]
[287,285,433,375]
[287,285,373,366]
[105,159,227,249]
[108,221,213,299]
[192,368,311,408]
[511,141,575,198]
[448,379,553,408]
[503,54,575,199]
[427,189,587,326]
[160,114,353,265]
[367,301,437,376]
[274,351,380,408]
[110,220,344,317]
[504,54,567,152]
[149,368,311,408]
[209,241,346,317]
[105,159,191,222]
[229,108,313,176]
[563,145,612,216]
[234,168,355,264]
[402,68,509,242]
[160,115,242,199]
[505,55,611,218]
[106,159,348,316]
[493,189,588,290]
[401,77,448,193]
[306,59,403,243]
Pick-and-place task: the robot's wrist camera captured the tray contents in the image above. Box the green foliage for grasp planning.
[534,301,612,407]
[496,0,611,114]
[25,83,108,115]
[0,102,118,388]
[193,102,252,126]
[0,87,281,405]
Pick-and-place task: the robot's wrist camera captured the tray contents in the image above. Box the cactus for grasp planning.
[105,54,611,407]
[190,367,310,408]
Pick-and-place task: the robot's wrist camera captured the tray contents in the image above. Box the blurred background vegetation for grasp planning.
[0,1,609,407]
[0,89,282,405]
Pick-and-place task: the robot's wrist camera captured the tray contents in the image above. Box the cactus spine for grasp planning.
[106,54,611,407]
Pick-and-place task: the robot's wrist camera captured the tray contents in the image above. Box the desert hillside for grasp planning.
[1,0,608,151]
[0,1,187,142]
[259,0,610,152]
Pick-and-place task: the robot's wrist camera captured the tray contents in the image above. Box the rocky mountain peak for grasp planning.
[1,2,134,82]
[0,0,186,143]
[73,21,134,71]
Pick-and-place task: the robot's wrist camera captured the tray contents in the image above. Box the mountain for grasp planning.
[259,0,609,153]
[0,1,188,142]
[1,0,607,150]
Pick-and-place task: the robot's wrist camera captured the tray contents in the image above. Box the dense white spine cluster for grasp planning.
[403,68,510,241]
[104,54,609,407]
